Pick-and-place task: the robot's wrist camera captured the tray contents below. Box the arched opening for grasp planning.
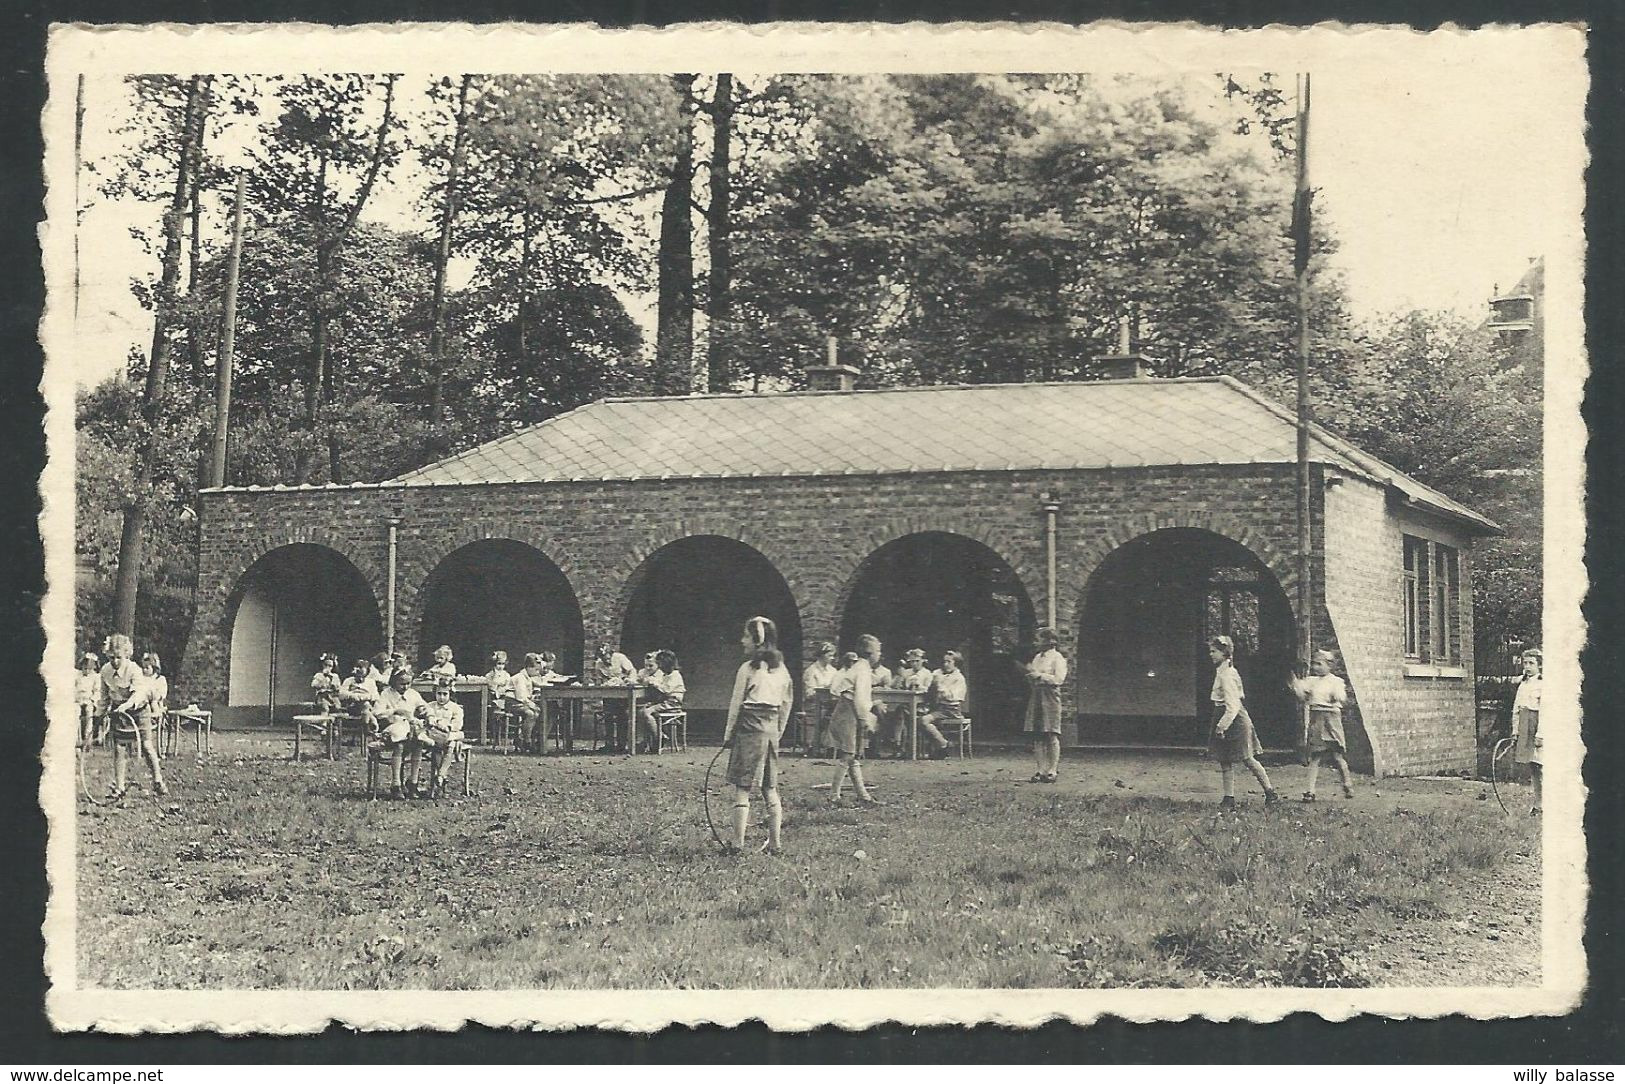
[225,544,381,727]
[620,536,801,738]
[418,540,584,679]
[1076,528,1295,748]
[839,531,1036,734]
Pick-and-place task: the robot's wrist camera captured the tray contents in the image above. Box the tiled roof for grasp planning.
[383,376,1496,532]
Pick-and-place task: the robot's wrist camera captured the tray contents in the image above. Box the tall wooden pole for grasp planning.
[1293,73,1314,667]
[209,169,246,489]
[73,74,84,321]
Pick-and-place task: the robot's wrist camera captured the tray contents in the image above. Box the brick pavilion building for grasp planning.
[185,368,1497,776]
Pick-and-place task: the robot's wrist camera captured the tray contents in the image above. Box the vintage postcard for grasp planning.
[39,21,1588,1032]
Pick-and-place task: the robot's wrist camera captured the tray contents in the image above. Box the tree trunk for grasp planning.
[113,75,204,636]
[428,76,473,426]
[294,147,329,484]
[704,73,733,394]
[654,74,696,396]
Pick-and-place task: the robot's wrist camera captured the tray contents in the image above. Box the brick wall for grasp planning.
[1322,474,1478,776]
[185,462,1480,773]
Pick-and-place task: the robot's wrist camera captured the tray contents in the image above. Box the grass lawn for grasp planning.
[74,735,1540,990]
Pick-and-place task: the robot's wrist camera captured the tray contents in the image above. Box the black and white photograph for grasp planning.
[40,22,1587,1031]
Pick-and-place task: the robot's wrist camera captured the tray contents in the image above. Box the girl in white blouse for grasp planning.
[75,652,100,749]
[1290,649,1354,801]
[721,617,796,853]
[1024,628,1068,783]
[1208,636,1279,809]
[1512,648,1542,814]
[801,641,838,758]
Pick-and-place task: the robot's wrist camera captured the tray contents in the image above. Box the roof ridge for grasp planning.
[599,375,1227,406]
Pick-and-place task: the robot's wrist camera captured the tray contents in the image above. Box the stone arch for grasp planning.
[220,542,383,726]
[834,526,1041,733]
[215,528,386,610]
[613,530,804,726]
[408,523,589,610]
[411,535,587,677]
[1069,522,1299,750]
[825,517,1045,637]
[607,518,810,638]
[1066,510,1299,632]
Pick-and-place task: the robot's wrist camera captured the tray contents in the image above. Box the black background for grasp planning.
[2,0,1620,1062]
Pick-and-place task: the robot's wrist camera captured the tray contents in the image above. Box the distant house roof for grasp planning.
[381,376,1496,533]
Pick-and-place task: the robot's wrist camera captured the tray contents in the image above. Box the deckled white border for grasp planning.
[39,20,1590,1033]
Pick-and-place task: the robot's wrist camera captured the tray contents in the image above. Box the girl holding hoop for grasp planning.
[721,616,795,854]
[1513,648,1542,814]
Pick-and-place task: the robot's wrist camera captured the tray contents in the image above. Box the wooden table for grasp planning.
[412,677,492,745]
[538,685,643,756]
[161,708,212,757]
[873,687,927,760]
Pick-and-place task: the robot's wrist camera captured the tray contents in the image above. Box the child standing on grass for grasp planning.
[1513,648,1542,815]
[828,637,883,806]
[1024,628,1067,783]
[377,668,430,799]
[422,676,465,799]
[100,634,167,799]
[1291,649,1354,801]
[76,652,100,750]
[310,653,342,715]
[802,641,838,758]
[721,617,795,854]
[1208,635,1280,810]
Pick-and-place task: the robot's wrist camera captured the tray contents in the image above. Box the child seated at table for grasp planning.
[422,676,465,798]
[507,653,544,750]
[368,652,393,693]
[919,650,966,758]
[887,648,935,757]
[636,649,686,752]
[485,650,514,699]
[865,655,894,757]
[75,651,100,750]
[424,644,457,681]
[587,644,637,751]
[310,653,342,715]
[802,641,838,758]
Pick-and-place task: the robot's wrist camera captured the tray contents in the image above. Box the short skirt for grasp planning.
[828,696,876,756]
[1024,684,1062,734]
[1305,707,1347,755]
[1515,707,1541,766]
[727,703,781,788]
[1208,703,1263,763]
[382,717,425,744]
[424,724,463,748]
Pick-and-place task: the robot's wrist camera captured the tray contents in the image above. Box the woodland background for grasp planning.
[71,73,1541,678]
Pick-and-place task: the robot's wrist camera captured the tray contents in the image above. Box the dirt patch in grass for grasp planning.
[73,740,1540,989]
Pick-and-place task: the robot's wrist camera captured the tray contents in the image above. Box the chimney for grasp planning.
[1096,353,1149,380]
[1096,316,1149,380]
[806,334,861,392]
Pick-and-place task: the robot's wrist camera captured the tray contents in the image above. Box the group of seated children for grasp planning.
[76,633,170,799]
[314,643,688,788]
[310,650,464,800]
[801,641,969,760]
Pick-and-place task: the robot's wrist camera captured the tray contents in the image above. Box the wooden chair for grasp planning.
[366,740,471,797]
[654,708,688,753]
[489,707,520,753]
[933,715,973,758]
